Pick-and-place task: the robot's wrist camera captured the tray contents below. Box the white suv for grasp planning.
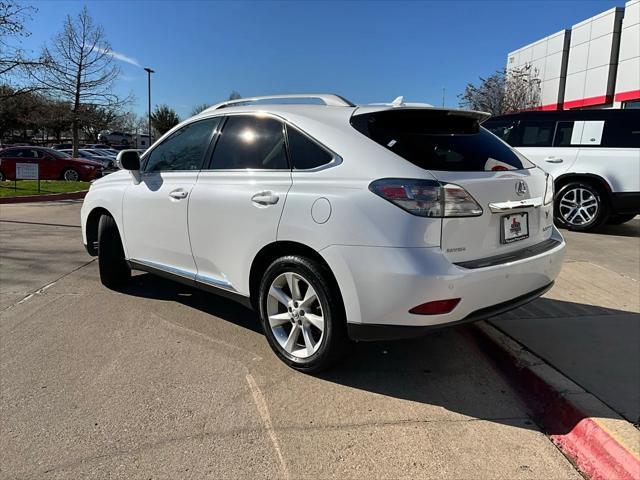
[81,94,566,371]
[484,109,640,231]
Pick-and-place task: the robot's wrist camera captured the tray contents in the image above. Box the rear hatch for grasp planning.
[351,108,552,263]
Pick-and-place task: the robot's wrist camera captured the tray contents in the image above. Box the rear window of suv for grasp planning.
[351,109,534,171]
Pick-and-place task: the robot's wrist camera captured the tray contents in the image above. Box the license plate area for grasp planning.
[501,212,529,244]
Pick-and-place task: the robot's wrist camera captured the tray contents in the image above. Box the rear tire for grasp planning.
[258,255,349,373]
[0,170,5,182]
[554,181,609,232]
[97,215,130,289]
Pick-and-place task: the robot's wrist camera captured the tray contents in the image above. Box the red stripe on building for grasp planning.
[564,95,614,109]
[614,89,640,102]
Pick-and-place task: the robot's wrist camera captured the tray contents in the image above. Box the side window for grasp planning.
[286,126,333,169]
[210,116,288,170]
[602,118,640,147]
[484,120,519,146]
[553,121,574,146]
[520,121,555,147]
[144,118,219,172]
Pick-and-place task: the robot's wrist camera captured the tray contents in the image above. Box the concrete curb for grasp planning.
[467,321,640,480]
[0,190,87,204]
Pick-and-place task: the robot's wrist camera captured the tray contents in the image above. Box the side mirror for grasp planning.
[117,150,140,171]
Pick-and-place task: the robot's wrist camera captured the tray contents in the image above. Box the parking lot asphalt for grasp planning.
[0,200,631,479]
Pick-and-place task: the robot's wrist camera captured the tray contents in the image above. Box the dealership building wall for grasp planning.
[507,0,640,110]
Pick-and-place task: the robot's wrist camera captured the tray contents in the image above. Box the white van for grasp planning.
[484,110,640,231]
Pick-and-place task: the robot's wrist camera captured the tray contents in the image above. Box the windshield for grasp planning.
[351,109,534,172]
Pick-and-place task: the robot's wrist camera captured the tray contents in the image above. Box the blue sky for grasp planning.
[20,0,619,118]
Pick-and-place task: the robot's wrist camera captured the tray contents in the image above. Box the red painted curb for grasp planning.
[0,190,87,204]
[466,323,640,480]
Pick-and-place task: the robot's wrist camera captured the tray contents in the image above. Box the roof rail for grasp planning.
[204,94,355,112]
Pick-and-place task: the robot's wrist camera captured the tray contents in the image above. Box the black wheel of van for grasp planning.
[258,255,349,373]
[0,170,5,182]
[97,214,131,289]
[554,181,608,232]
[607,214,635,225]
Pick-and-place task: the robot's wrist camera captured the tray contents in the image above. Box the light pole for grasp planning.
[144,67,154,145]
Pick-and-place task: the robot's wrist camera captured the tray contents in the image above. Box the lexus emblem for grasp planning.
[515,180,528,196]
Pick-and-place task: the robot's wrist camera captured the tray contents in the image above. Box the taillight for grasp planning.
[369,178,482,217]
[544,173,554,205]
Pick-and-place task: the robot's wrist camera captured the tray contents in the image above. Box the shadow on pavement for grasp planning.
[587,218,639,238]
[119,272,636,435]
[491,297,640,425]
[121,272,262,334]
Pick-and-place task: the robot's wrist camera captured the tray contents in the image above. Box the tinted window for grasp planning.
[9,148,40,158]
[211,116,288,170]
[520,121,555,147]
[553,121,574,146]
[484,120,519,145]
[286,126,333,169]
[144,118,219,172]
[351,110,533,172]
[602,119,640,148]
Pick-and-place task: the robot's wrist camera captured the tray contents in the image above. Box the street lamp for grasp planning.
[144,67,154,146]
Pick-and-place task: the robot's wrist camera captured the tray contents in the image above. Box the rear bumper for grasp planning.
[348,282,554,341]
[610,192,640,215]
[321,227,566,335]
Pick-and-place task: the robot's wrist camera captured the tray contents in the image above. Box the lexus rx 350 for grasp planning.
[81,94,566,371]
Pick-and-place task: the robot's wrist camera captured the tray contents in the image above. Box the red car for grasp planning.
[0,147,103,182]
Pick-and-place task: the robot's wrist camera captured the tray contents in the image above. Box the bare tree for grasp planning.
[228,90,241,100]
[459,65,541,115]
[28,7,128,155]
[0,1,45,98]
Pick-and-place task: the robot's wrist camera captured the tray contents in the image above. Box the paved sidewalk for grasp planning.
[491,218,640,425]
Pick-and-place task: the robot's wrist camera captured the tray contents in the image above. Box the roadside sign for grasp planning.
[16,163,39,180]
[15,162,40,193]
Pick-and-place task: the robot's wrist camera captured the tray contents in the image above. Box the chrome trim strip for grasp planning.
[488,197,543,213]
[130,258,196,280]
[195,273,239,293]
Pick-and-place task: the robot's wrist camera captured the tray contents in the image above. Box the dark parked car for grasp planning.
[0,147,102,182]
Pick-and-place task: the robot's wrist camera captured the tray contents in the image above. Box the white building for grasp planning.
[507,0,640,110]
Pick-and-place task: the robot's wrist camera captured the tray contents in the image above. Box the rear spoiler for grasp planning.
[353,105,491,124]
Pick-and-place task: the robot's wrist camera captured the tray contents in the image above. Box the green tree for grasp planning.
[190,103,210,116]
[151,104,180,136]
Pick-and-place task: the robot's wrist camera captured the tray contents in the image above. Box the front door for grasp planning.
[188,114,292,295]
[122,117,220,276]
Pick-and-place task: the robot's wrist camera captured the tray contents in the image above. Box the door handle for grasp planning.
[169,189,189,199]
[251,191,279,206]
[545,158,564,164]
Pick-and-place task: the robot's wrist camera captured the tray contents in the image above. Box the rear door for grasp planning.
[188,114,292,295]
[514,119,580,177]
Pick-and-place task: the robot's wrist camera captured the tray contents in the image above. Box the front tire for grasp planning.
[97,215,130,289]
[554,181,608,232]
[258,255,349,372]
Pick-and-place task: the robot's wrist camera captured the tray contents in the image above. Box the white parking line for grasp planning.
[245,373,289,479]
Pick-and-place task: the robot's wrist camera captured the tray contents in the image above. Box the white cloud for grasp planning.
[100,48,141,68]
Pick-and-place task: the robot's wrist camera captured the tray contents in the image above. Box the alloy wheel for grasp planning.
[64,169,79,181]
[558,187,599,226]
[266,272,324,359]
